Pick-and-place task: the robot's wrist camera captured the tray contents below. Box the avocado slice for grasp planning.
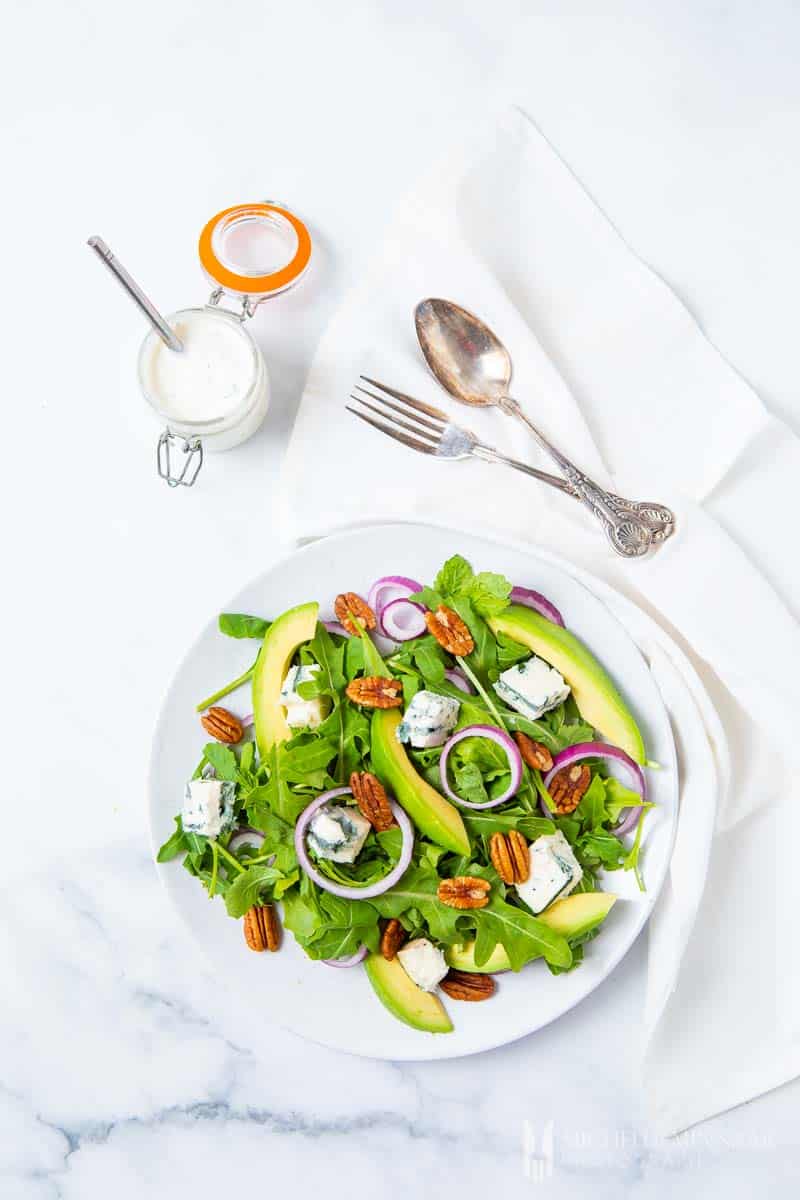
[371,709,471,856]
[253,601,319,757]
[445,892,617,972]
[364,953,453,1033]
[488,604,646,764]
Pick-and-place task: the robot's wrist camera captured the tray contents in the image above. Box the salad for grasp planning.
[157,554,652,1034]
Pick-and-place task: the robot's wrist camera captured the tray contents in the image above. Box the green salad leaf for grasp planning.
[218,613,270,639]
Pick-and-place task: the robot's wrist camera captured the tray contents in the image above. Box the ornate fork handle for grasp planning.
[499,397,675,559]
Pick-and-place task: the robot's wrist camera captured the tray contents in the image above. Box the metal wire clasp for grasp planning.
[157,430,203,487]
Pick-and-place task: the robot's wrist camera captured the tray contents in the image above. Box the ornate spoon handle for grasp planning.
[499,396,675,558]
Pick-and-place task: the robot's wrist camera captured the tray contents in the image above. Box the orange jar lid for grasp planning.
[198,202,312,300]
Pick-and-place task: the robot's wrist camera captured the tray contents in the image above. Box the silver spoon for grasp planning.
[87,235,183,352]
[414,298,674,558]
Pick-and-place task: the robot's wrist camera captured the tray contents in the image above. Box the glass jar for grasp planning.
[141,201,311,487]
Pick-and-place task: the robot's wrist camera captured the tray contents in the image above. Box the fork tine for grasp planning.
[351,393,440,443]
[346,406,436,456]
[359,376,448,423]
[354,383,444,434]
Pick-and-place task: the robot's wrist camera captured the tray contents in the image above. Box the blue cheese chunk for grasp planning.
[280,664,330,730]
[397,938,449,992]
[493,656,570,720]
[306,804,372,863]
[515,831,583,914]
[182,778,236,838]
[397,690,460,749]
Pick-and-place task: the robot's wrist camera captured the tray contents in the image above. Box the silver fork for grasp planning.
[348,377,577,496]
[347,377,670,556]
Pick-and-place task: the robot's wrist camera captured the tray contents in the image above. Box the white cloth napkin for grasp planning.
[277,107,800,1134]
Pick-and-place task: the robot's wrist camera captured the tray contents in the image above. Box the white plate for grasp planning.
[149,523,678,1060]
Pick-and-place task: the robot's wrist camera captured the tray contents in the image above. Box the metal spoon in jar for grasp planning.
[414,298,674,558]
[87,235,183,352]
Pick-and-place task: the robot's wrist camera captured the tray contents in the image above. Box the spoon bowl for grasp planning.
[415,298,511,406]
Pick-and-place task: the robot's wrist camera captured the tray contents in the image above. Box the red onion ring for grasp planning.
[510,586,565,627]
[367,575,423,619]
[443,667,476,695]
[322,944,369,968]
[379,598,426,641]
[227,827,267,853]
[439,724,523,809]
[542,742,646,835]
[240,712,254,728]
[294,787,414,898]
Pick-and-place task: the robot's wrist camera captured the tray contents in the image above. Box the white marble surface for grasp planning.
[5,1,800,1193]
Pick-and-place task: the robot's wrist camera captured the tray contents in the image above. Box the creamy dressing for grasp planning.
[142,308,256,422]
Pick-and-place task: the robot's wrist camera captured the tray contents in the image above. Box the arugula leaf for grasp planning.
[281,736,339,781]
[157,817,186,862]
[202,742,239,782]
[309,622,346,692]
[604,776,645,824]
[243,807,297,869]
[239,741,255,775]
[495,631,531,671]
[450,761,489,807]
[450,597,498,681]
[472,894,572,971]
[224,864,284,917]
[575,774,608,829]
[463,808,556,841]
[282,877,324,942]
[576,828,627,870]
[412,635,447,685]
[249,745,310,825]
[369,864,471,945]
[344,636,365,680]
[283,879,380,960]
[218,613,270,639]
[308,622,369,781]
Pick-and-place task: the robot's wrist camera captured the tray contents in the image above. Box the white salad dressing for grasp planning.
[141,308,256,422]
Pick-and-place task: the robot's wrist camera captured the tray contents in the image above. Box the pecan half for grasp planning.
[440,969,496,1001]
[514,731,553,773]
[489,830,530,884]
[350,771,394,831]
[334,592,376,636]
[548,763,591,814]
[243,903,281,952]
[438,875,491,909]
[200,705,244,745]
[380,918,407,961]
[425,605,474,656]
[345,675,403,708]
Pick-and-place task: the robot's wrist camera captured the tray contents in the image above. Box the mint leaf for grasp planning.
[434,554,474,598]
[468,571,512,618]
